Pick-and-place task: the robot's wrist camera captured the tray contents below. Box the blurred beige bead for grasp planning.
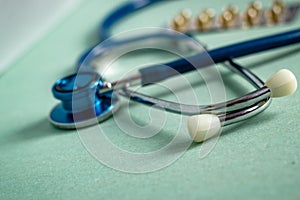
[196,9,215,31]
[172,10,191,32]
[220,6,239,28]
[268,0,286,24]
[245,1,263,26]
[180,9,192,21]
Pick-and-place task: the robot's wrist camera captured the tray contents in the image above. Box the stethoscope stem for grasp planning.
[100,73,142,94]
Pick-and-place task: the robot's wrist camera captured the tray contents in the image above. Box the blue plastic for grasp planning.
[99,0,162,41]
[78,0,162,65]
[139,28,300,85]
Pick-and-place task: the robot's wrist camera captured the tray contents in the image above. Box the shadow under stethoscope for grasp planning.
[0,118,75,148]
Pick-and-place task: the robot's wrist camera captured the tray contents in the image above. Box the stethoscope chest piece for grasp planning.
[49,71,119,129]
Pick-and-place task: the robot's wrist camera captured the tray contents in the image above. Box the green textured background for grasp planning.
[1,0,300,199]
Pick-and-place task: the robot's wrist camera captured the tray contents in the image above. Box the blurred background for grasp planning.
[0,0,82,74]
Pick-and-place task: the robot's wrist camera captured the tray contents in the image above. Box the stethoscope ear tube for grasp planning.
[139,29,300,85]
[119,59,270,117]
[120,57,297,142]
[186,61,298,142]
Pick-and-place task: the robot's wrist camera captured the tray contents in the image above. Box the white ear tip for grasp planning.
[265,69,297,97]
[187,114,221,143]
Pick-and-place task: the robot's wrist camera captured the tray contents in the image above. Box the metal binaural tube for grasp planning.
[219,97,271,126]
[99,73,142,94]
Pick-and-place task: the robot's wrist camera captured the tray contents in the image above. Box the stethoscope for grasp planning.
[49,0,298,142]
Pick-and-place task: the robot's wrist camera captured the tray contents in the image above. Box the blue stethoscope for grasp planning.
[49,0,298,142]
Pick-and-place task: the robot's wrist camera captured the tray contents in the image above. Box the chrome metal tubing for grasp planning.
[220,97,271,126]
[99,73,142,94]
[118,86,270,116]
[117,58,271,116]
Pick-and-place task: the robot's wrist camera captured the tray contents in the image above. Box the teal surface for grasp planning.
[1,0,300,199]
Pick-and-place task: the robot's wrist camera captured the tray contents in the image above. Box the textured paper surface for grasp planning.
[0,0,299,199]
